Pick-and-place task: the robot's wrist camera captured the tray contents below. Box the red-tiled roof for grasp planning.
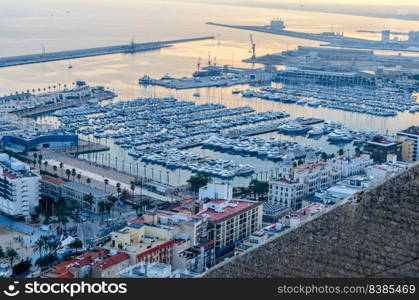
[42,250,109,278]
[93,252,129,270]
[136,240,175,260]
[3,171,16,179]
[130,218,145,225]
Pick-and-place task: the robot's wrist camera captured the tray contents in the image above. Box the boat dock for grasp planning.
[14,100,86,117]
[0,36,214,68]
[225,122,284,138]
[296,118,324,126]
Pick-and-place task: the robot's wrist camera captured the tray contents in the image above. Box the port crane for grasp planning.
[249,34,256,59]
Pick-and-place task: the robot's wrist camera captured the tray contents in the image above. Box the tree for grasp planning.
[132,204,140,216]
[77,173,81,182]
[59,215,69,233]
[35,253,58,270]
[53,165,58,175]
[83,193,94,211]
[0,246,4,259]
[187,172,212,193]
[130,181,136,198]
[69,239,83,252]
[43,160,48,172]
[33,238,45,258]
[104,178,109,192]
[65,169,71,180]
[71,168,76,181]
[320,152,328,162]
[98,201,106,223]
[59,162,64,177]
[249,179,269,201]
[355,147,362,157]
[120,189,130,202]
[86,178,91,186]
[116,183,121,200]
[6,248,19,269]
[338,148,345,156]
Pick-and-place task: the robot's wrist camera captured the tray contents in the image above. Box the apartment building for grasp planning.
[0,153,40,220]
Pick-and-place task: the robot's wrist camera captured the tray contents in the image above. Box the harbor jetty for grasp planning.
[0,36,214,68]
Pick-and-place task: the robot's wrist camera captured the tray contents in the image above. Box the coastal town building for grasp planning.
[268,152,372,210]
[0,153,40,220]
[364,135,402,163]
[196,183,263,258]
[62,181,109,213]
[396,126,419,162]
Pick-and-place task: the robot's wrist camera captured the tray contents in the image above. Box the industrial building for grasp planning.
[2,132,78,153]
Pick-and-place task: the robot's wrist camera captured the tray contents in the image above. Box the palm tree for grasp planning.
[77,173,81,182]
[116,182,121,198]
[130,181,136,198]
[59,162,64,177]
[6,248,19,269]
[37,154,43,170]
[104,179,109,192]
[65,169,71,180]
[132,204,140,216]
[41,236,50,255]
[71,168,76,181]
[33,237,45,258]
[98,201,106,223]
[83,193,94,212]
[59,215,69,234]
[43,160,48,172]
[338,148,345,157]
[33,153,38,166]
[86,178,91,186]
[53,165,58,175]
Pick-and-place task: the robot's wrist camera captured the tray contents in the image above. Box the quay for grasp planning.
[0,36,214,68]
[61,140,110,156]
[206,22,419,53]
[225,122,284,138]
[14,99,87,117]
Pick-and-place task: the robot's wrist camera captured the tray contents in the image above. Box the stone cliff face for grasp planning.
[205,163,419,278]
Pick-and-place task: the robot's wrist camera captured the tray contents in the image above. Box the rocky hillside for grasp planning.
[205,163,419,277]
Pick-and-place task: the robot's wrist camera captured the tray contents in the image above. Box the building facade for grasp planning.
[364,136,402,163]
[268,153,372,210]
[0,153,40,220]
[396,126,419,162]
[62,181,109,213]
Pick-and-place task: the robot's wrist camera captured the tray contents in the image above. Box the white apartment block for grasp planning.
[268,152,372,210]
[0,153,40,220]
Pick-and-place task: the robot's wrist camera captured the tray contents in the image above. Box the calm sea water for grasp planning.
[1,0,418,186]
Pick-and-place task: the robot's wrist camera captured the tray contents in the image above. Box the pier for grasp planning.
[206,22,419,53]
[0,36,214,68]
[14,99,86,117]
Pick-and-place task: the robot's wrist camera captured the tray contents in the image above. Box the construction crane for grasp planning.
[249,34,256,59]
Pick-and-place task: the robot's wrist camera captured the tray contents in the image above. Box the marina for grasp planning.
[239,84,418,117]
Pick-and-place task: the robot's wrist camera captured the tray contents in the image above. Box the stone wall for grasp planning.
[205,163,419,278]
